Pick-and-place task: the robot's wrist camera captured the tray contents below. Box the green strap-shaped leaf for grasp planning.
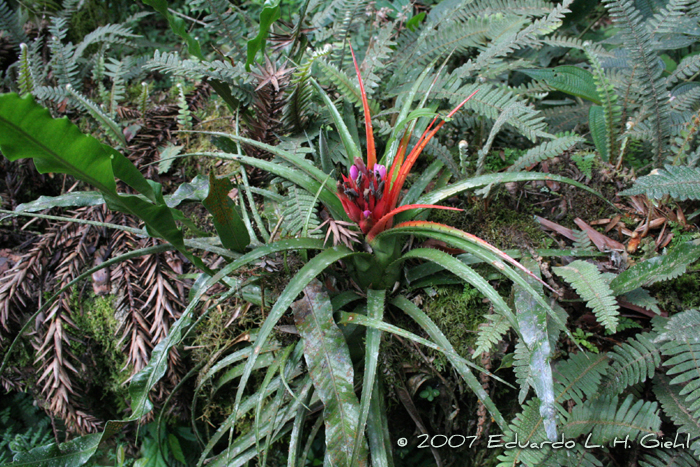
[589,105,608,161]
[292,279,369,467]
[610,241,700,295]
[514,257,557,441]
[554,259,619,333]
[15,191,105,212]
[351,289,384,466]
[520,66,601,104]
[310,78,362,168]
[246,0,281,71]
[202,171,250,253]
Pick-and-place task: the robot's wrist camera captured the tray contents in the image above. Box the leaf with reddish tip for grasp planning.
[350,46,376,169]
[366,204,462,241]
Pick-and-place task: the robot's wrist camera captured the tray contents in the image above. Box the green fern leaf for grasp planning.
[508,132,584,172]
[474,312,511,358]
[653,374,700,459]
[564,394,661,444]
[610,242,700,295]
[554,351,610,406]
[657,309,700,423]
[602,332,661,395]
[553,260,620,333]
[603,0,671,165]
[639,448,699,467]
[281,185,323,239]
[618,165,700,200]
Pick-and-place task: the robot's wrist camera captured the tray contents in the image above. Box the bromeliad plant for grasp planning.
[0,46,603,467]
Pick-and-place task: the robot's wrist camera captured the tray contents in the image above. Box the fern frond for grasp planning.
[646,0,694,37]
[448,84,551,143]
[618,165,700,200]
[360,23,396,94]
[553,260,620,333]
[657,309,700,423]
[623,287,661,315]
[553,351,610,406]
[48,18,80,90]
[317,58,379,114]
[66,84,127,147]
[639,448,699,467]
[496,398,552,467]
[585,45,622,163]
[72,23,139,58]
[104,57,128,118]
[284,46,332,130]
[653,374,700,459]
[474,312,511,358]
[542,103,591,133]
[17,43,35,96]
[542,35,612,57]
[508,132,583,172]
[611,241,700,295]
[280,185,323,238]
[602,332,661,395]
[564,394,661,444]
[191,0,245,53]
[0,0,28,48]
[603,0,671,165]
[146,51,253,103]
[32,85,68,104]
[669,54,700,87]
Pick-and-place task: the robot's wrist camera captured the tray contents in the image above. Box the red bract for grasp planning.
[338,47,478,241]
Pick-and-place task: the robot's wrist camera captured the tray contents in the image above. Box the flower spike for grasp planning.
[350,46,376,169]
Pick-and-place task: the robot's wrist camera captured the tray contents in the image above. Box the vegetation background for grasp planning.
[0,0,699,466]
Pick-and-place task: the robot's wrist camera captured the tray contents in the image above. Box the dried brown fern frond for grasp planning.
[242,56,292,183]
[33,206,105,433]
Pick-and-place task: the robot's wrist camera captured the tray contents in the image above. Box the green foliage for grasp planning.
[601,332,661,395]
[553,260,620,333]
[619,165,700,200]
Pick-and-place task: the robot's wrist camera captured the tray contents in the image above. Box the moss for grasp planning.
[421,284,490,363]
[429,198,553,251]
[72,293,130,397]
[650,267,700,314]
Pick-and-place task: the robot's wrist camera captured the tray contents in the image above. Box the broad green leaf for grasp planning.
[589,105,608,161]
[0,93,207,271]
[610,241,700,295]
[554,260,619,333]
[514,257,557,441]
[391,295,507,430]
[406,12,426,31]
[520,66,601,104]
[351,289,384,466]
[5,434,101,467]
[292,279,368,467]
[15,191,104,212]
[166,175,209,207]
[202,171,250,253]
[246,0,281,71]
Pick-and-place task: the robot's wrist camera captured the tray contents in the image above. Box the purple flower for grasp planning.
[350,165,359,181]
